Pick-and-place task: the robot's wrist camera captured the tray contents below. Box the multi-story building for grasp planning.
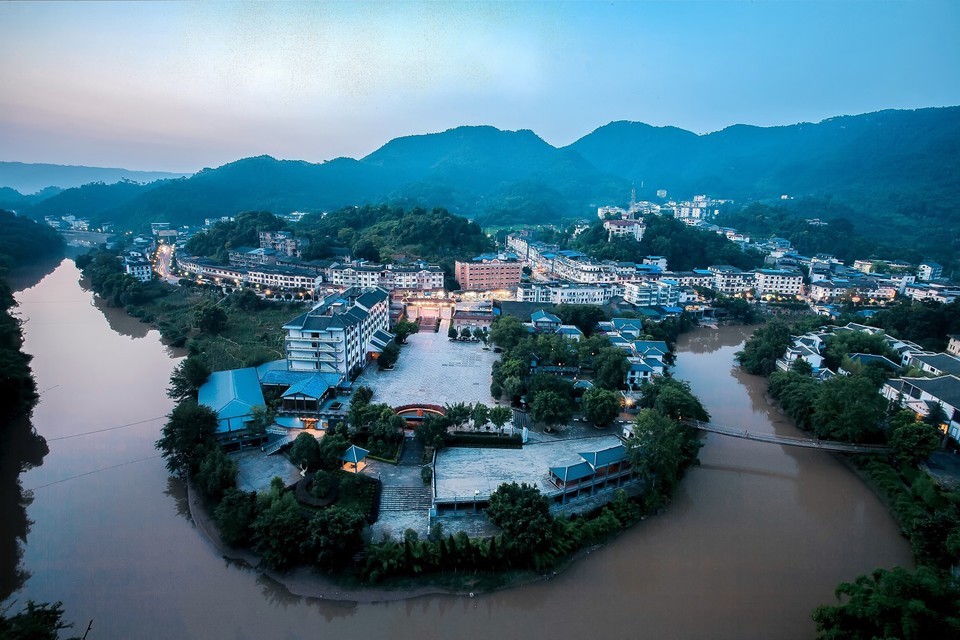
[455,257,522,291]
[918,261,944,281]
[283,287,392,377]
[552,253,618,283]
[708,265,753,295]
[259,231,307,258]
[330,262,445,292]
[229,247,279,267]
[903,282,959,304]
[517,281,622,305]
[603,219,645,242]
[123,254,152,283]
[753,269,804,297]
[623,281,680,307]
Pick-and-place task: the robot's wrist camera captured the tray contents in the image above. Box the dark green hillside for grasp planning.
[28,179,162,222]
[0,161,189,193]
[0,210,65,272]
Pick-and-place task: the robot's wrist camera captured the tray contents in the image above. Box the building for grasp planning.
[906,353,960,378]
[623,281,680,307]
[123,253,152,282]
[708,265,753,295]
[918,261,943,281]
[883,375,960,444]
[451,301,495,331]
[229,247,279,267]
[517,281,622,306]
[603,219,645,242]
[948,336,960,357]
[259,231,307,258]
[753,269,804,297]
[331,262,445,292]
[455,257,522,291]
[282,287,392,377]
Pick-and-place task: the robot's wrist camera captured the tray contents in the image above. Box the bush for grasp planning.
[421,466,433,485]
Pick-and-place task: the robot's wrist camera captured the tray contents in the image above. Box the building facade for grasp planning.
[455,258,523,291]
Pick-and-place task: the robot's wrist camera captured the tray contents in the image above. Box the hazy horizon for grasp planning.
[2,1,959,173]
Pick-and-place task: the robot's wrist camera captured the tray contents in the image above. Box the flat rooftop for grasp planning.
[434,434,624,502]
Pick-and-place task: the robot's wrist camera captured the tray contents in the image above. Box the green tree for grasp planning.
[554,304,607,336]
[486,482,554,556]
[378,341,400,369]
[489,405,513,431]
[194,303,228,335]
[289,432,321,470]
[443,402,472,429]
[812,375,886,442]
[530,390,572,432]
[315,433,351,471]
[790,358,813,376]
[250,489,305,570]
[471,402,490,430]
[391,320,419,344]
[166,355,211,400]
[352,385,374,405]
[641,377,710,422]
[302,506,367,570]
[735,321,793,375]
[888,410,941,467]
[582,387,621,427]
[822,331,898,371]
[811,567,960,640]
[489,315,527,350]
[195,445,238,503]
[626,409,687,499]
[156,400,219,476]
[447,324,458,339]
[247,404,274,437]
[415,414,450,449]
[592,347,629,391]
[0,601,79,640]
[459,325,473,340]
[214,487,258,547]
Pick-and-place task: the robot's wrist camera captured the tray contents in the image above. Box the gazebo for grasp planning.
[340,444,370,473]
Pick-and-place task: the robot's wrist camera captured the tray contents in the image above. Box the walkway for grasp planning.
[686,420,890,454]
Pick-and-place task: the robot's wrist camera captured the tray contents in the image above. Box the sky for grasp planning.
[1,1,958,172]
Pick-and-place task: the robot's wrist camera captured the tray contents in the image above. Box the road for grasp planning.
[154,244,180,284]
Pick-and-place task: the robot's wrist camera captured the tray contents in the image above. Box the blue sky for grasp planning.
[1,1,958,172]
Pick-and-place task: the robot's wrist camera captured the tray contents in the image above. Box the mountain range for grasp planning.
[2,107,958,254]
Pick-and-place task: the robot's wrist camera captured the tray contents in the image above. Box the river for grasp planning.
[2,259,912,639]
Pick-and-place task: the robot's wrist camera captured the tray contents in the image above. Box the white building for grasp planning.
[123,254,152,283]
[623,281,680,307]
[603,219,645,242]
[883,375,960,444]
[283,287,392,377]
[753,269,804,297]
[708,265,753,295]
[517,282,622,305]
[918,261,943,281]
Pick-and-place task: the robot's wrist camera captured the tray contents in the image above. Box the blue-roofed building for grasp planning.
[198,368,268,445]
[530,309,562,332]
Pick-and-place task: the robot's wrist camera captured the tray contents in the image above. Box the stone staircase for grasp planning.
[379,486,433,511]
[262,434,294,455]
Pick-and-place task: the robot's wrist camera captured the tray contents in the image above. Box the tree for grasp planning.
[302,506,367,570]
[156,401,219,476]
[250,490,305,570]
[530,390,572,432]
[627,410,690,500]
[352,385,374,405]
[447,324,458,339]
[735,321,793,375]
[289,432,321,470]
[195,445,238,503]
[247,404,274,437]
[822,331,898,371]
[888,410,941,467]
[194,303,228,335]
[442,402,471,430]
[812,375,886,442]
[582,387,621,427]
[459,325,473,340]
[554,304,607,336]
[0,601,79,640]
[471,402,490,430]
[378,341,400,369]
[315,433,350,471]
[592,347,629,391]
[391,320,419,344]
[489,405,513,432]
[641,377,710,421]
[790,358,813,376]
[489,315,527,350]
[167,355,211,400]
[811,566,960,640]
[416,414,450,449]
[214,487,258,547]
[486,482,554,556]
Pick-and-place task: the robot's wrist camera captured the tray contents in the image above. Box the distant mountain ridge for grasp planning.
[4,107,958,258]
[0,162,191,194]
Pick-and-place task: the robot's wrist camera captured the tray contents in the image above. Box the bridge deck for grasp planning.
[685,420,889,454]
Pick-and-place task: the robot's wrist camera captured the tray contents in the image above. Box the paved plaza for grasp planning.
[232,448,303,493]
[354,319,499,409]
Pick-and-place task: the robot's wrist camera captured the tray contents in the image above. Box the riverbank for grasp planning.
[184,475,631,604]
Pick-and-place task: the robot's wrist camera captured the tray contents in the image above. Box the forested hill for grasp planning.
[0,210,65,273]
[6,107,959,256]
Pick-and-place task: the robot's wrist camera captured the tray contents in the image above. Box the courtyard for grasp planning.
[353,319,499,409]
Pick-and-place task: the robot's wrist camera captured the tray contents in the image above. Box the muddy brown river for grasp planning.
[2,260,912,639]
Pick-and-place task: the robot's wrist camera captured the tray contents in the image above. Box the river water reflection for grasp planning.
[4,261,912,639]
